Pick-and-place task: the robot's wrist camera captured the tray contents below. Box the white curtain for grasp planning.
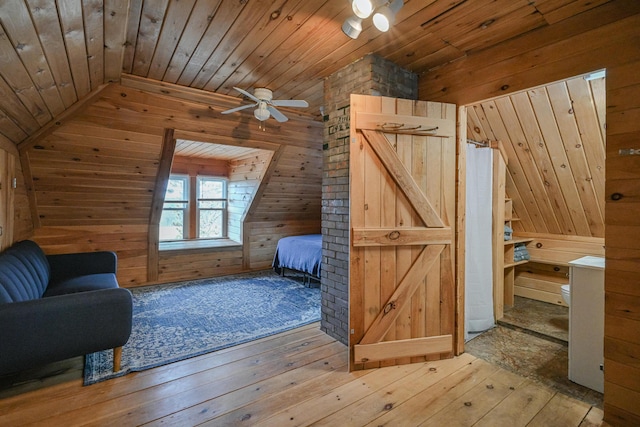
[465,144,494,341]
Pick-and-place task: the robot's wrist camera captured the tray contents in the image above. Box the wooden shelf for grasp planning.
[504,259,530,268]
[504,237,534,246]
[500,194,534,310]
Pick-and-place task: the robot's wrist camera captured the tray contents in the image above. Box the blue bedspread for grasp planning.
[272,234,322,277]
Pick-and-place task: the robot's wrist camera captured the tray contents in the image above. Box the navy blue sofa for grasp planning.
[0,240,132,376]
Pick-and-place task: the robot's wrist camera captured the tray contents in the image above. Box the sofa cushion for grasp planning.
[0,240,50,304]
[43,273,119,297]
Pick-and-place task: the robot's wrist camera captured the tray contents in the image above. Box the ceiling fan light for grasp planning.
[352,0,373,19]
[373,0,403,32]
[254,103,270,121]
[342,15,363,39]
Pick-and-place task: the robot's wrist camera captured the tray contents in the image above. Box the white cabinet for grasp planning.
[568,256,604,393]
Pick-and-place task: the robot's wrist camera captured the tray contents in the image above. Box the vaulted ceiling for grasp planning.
[467,73,606,238]
[0,0,613,146]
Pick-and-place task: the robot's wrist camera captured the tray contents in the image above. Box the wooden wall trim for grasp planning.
[455,106,466,355]
[147,129,176,283]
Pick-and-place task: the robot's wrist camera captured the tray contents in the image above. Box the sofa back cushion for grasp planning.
[0,240,50,304]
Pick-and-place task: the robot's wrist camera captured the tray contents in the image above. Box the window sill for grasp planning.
[159,238,242,252]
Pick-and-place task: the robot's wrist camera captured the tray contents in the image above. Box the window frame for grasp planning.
[160,174,228,241]
[159,174,189,241]
[195,176,228,239]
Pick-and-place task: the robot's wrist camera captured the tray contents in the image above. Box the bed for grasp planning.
[272,234,322,287]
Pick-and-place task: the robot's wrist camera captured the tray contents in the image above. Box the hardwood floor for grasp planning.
[0,322,609,426]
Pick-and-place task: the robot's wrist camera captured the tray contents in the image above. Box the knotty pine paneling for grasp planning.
[467,74,606,238]
[157,246,245,284]
[32,224,149,286]
[19,79,321,287]
[245,220,321,270]
[4,0,610,146]
[419,3,640,424]
[228,151,272,243]
[249,144,322,223]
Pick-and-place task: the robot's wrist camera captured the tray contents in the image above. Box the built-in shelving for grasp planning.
[502,198,533,306]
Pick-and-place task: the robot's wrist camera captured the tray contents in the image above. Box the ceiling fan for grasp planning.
[221,87,309,123]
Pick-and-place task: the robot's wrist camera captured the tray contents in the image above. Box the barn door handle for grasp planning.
[610,193,623,201]
[379,123,439,135]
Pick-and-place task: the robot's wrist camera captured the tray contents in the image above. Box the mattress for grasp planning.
[272,234,322,278]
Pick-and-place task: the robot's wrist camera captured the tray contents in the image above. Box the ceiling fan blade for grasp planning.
[233,87,261,103]
[271,100,309,108]
[267,106,289,122]
[220,103,256,114]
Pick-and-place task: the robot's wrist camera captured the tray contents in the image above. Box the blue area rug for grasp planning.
[84,271,320,385]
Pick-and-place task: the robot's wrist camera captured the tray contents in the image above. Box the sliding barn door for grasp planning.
[349,94,457,370]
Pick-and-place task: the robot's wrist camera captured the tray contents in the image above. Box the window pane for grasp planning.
[165,177,187,201]
[160,210,184,240]
[198,200,225,209]
[199,179,224,198]
[199,210,223,238]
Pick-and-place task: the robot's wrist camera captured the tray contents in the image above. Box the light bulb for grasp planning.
[254,103,270,121]
[373,10,391,32]
[352,0,373,19]
[373,0,403,32]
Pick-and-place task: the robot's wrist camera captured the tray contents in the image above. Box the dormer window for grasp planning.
[160,174,228,241]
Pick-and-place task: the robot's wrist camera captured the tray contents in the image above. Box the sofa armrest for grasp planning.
[47,251,117,283]
[0,288,132,375]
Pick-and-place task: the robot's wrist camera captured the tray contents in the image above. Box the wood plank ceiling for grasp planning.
[0,0,614,147]
[174,139,264,160]
[467,73,606,238]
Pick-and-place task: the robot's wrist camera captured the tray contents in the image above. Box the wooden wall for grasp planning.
[242,143,323,270]
[467,74,606,238]
[227,151,273,243]
[17,77,322,287]
[419,1,640,424]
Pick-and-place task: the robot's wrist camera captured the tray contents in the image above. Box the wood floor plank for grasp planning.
[38,340,343,426]
[144,351,349,426]
[364,358,500,427]
[527,392,592,427]
[473,380,555,427]
[0,323,605,427]
[2,324,331,426]
[196,359,367,426]
[254,361,428,426]
[418,368,528,426]
[311,353,476,426]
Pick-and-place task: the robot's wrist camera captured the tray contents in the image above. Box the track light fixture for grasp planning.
[373,0,403,32]
[342,0,403,39]
[342,15,363,39]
